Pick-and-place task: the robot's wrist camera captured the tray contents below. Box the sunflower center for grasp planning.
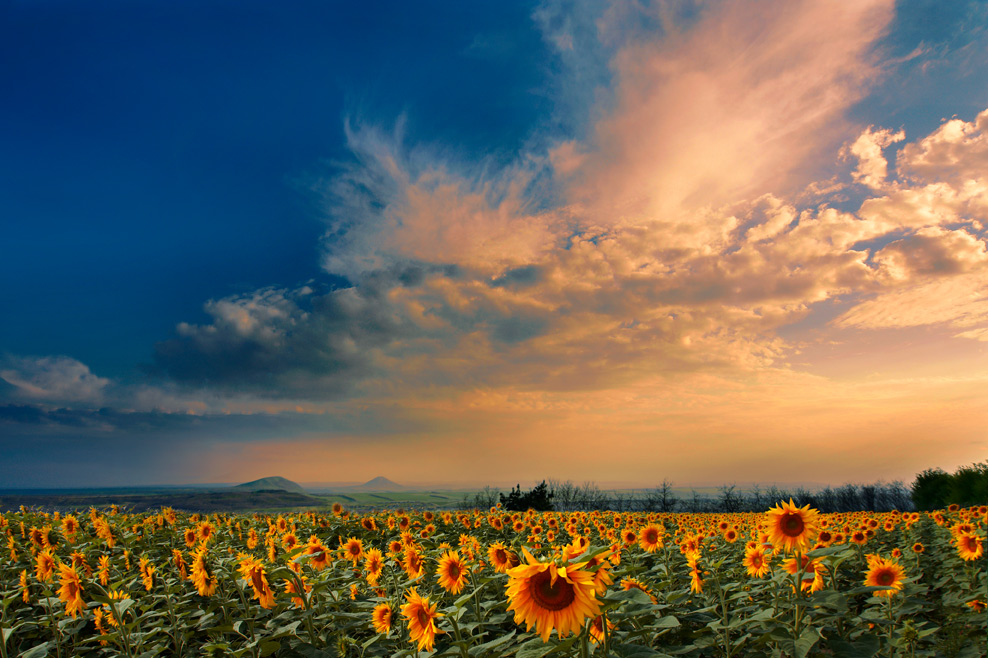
[781,513,805,537]
[644,529,658,543]
[530,569,577,611]
[447,562,461,579]
[493,549,507,563]
[416,608,433,629]
[876,570,894,586]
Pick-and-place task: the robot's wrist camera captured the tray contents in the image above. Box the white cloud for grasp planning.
[0,356,110,403]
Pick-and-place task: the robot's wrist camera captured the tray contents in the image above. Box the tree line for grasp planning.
[465,463,987,512]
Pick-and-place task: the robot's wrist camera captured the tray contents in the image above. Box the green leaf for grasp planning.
[468,629,515,656]
[20,643,51,658]
[515,638,559,658]
[795,628,820,658]
[654,615,680,629]
[827,633,881,658]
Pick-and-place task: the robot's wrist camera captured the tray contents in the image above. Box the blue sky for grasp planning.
[2,0,987,488]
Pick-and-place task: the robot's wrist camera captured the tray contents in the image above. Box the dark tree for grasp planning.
[500,480,555,511]
[911,468,952,510]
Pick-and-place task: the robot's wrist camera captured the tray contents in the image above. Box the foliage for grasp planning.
[499,480,555,511]
[912,462,988,510]
[0,499,984,658]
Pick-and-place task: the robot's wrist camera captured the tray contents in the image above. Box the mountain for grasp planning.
[233,476,307,494]
[349,476,408,492]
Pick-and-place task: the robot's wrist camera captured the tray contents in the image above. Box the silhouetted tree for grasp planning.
[500,480,555,511]
[911,468,952,510]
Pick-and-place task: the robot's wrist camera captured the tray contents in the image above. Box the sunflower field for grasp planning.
[0,501,984,658]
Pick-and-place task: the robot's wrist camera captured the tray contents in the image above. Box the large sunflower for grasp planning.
[436,550,469,594]
[364,548,384,585]
[487,541,516,573]
[764,499,820,554]
[864,556,905,597]
[35,549,55,583]
[505,548,601,642]
[191,547,217,597]
[239,556,276,609]
[956,533,984,561]
[638,524,664,553]
[401,588,443,652]
[372,601,393,634]
[305,536,332,571]
[342,537,364,563]
[743,546,772,579]
[58,563,85,618]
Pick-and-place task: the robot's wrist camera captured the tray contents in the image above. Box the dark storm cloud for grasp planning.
[150,282,412,396]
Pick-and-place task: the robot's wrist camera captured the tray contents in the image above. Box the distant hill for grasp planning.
[233,476,307,494]
[349,476,408,492]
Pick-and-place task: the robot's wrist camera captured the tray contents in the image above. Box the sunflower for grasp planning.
[191,547,218,597]
[638,524,664,553]
[403,545,425,579]
[765,500,820,554]
[35,548,55,583]
[864,556,905,597]
[487,541,515,573]
[372,601,393,634]
[911,542,924,554]
[138,558,155,592]
[436,550,469,594]
[743,546,772,579]
[197,520,215,543]
[19,569,29,604]
[62,515,79,536]
[957,533,984,561]
[239,556,276,609]
[58,562,85,618]
[284,574,311,608]
[619,577,657,603]
[850,530,868,545]
[184,528,197,548]
[305,536,332,571]
[784,555,827,593]
[966,599,986,613]
[589,614,615,644]
[342,537,364,563]
[364,548,384,585]
[401,588,443,652]
[505,548,601,642]
[171,549,188,580]
[282,532,299,550]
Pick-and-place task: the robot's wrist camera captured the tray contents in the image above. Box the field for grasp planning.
[0,502,984,658]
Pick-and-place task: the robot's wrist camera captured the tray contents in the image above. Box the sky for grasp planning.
[1,0,987,489]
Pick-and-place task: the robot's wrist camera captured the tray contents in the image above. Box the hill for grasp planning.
[232,476,307,494]
[348,476,409,492]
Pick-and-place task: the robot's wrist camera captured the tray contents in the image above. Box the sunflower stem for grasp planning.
[447,613,469,658]
[42,588,63,658]
[792,549,805,658]
[716,574,732,658]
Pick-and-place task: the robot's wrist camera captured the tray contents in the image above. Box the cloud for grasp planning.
[0,356,110,404]
[898,108,988,188]
[317,120,562,279]
[844,126,906,189]
[557,0,896,225]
